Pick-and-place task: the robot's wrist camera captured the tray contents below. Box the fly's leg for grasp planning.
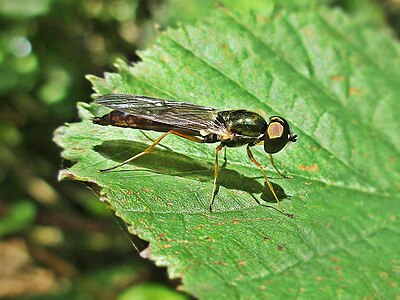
[221,146,227,168]
[246,145,282,210]
[100,130,203,172]
[209,144,224,212]
[269,154,293,179]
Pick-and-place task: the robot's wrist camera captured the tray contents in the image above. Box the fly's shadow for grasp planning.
[94,140,289,205]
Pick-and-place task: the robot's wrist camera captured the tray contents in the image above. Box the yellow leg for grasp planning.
[269,154,292,179]
[246,146,282,209]
[100,130,203,172]
[209,144,224,212]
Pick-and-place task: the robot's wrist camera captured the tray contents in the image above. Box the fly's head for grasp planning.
[263,116,297,154]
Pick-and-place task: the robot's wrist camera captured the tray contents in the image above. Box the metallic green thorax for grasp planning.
[218,110,267,147]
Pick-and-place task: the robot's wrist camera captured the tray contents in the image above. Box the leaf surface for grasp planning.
[54,8,400,299]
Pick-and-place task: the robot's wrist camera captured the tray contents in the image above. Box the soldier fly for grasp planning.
[93,94,297,212]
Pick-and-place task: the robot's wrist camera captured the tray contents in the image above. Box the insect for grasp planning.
[93,94,297,212]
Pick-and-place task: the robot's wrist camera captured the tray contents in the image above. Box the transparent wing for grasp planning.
[95,94,227,135]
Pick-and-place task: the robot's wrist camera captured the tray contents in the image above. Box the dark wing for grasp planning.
[95,94,227,135]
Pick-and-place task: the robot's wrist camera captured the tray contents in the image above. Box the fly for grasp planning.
[92,94,298,212]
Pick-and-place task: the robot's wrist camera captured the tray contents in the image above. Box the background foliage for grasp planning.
[1,0,399,299]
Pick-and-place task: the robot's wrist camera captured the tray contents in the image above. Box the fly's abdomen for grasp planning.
[219,110,267,137]
[93,110,201,136]
[93,111,156,128]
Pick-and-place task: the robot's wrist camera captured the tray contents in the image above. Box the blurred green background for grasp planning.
[0,0,399,299]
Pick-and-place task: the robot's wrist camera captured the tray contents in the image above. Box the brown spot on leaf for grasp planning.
[222,43,234,63]
[142,187,153,193]
[379,272,389,279]
[257,15,270,23]
[193,224,206,230]
[390,215,396,222]
[333,256,340,263]
[303,26,314,37]
[204,236,214,242]
[277,245,285,251]
[211,222,224,226]
[259,284,267,290]
[310,146,321,151]
[298,163,319,172]
[349,87,359,96]
[330,75,345,82]
[238,261,247,266]
[156,233,167,241]
[264,236,270,242]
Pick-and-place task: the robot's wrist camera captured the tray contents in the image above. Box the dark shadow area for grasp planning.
[260,182,288,203]
[111,211,150,253]
[94,140,289,204]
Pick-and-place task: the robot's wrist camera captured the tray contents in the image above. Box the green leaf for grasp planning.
[118,283,188,300]
[54,8,400,299]
[335,0,387,27]
[155,0,330,26]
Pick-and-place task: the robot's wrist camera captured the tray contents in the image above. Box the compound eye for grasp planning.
[268,122,285,139]
[264,117,290,154]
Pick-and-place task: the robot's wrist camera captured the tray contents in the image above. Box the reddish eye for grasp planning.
[267,122,284,139]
